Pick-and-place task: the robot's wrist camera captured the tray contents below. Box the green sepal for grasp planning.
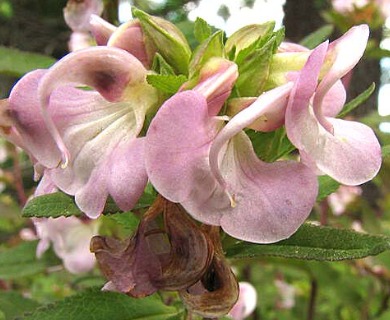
[188,30,225,79]
[132,7,191,75]
[234,27,285,96]
[225,22,275,59]
[194,17,212,43]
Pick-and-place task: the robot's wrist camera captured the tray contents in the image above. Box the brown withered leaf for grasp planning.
[91,196,213,296]
[152,199,213,290]
[90,199,165,297]
[179,226,239,318]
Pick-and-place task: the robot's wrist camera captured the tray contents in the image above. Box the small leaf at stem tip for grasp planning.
[225,223,390,261]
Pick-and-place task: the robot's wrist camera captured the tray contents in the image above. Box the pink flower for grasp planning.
[5,44,158,218]
[145,58,318,243]
[63,0,104,51]
[34,216,99,274]
[228,282,257,320]
[285,25,382,185]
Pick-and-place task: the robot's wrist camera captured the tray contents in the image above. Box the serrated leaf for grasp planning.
[21,289,182,320]
[0,241,60,279]
[0,46,56,77]
[0,292,40,320]
[22,192,82,218]
[226,223,390,261]
[194,17,212,43]
[299,25,334,49]
[317,176,340,202]
[338,83,375,118]
[147,74,187,94]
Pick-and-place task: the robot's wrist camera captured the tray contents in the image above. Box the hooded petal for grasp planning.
[145,90,223,218]
[286,38,381,185]
[89,14,116,45]
[107,19,153,68]
[314,25,369,126]
[146,89,318,243]
[8,47,157,217]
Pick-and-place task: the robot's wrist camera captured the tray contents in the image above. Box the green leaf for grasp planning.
[147,74,187,94]
[382,145,390,158]
[194,17,212,43]
[108,211,140,234]
[299,25,334,49]
[21,289,182,320]
[248,127,295,162]
[226,223,390,261]
[317,176,340,202]
[0,46,55,77]
[22,192,82,218]
[0,292,40,320]
[338,83,375,118]
[0,241,60,279]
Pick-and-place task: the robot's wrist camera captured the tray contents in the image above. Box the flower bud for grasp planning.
[132,7,191,74]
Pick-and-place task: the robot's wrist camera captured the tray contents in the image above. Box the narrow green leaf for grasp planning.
[194,17,212,43]
[22,192,82,218]
[338,83,375,118]
[0,241,60,279]
[382,145,390,158]
[317,176,340,202]
[0,46,55,77]
[0,292,40,320]
[21,289,181,320]
[147,74,187,94]
[226,223,390,261]
[299,25,334,49]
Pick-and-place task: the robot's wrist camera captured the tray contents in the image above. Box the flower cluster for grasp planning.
[0,6,381,243]
[0,4,382,317]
